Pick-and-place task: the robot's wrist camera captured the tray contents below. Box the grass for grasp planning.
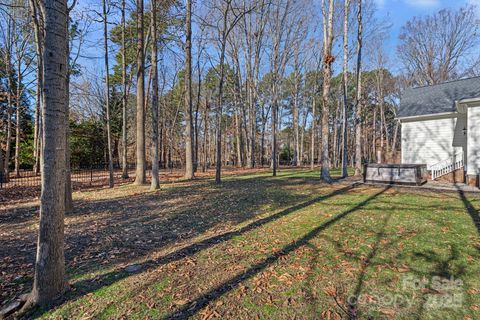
[1,168,479,319]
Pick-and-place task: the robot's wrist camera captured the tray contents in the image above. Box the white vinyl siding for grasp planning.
[467,106,480,175]
[401,116,463,169]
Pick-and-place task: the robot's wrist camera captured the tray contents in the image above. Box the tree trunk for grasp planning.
[271,91,278,176]
[332,102,339,168]
[103,0,114,188]
[29,0,43,176]
[320,0,334,182]
[215,2,231,184]
[184,0,194,179]
[121,0,129,179]
[14,61,22,177]
[150,0,160,190]
[341,0,350,178]
[300,108,308,166]
[310,96,316,169]
[354,0,363,176]
[194,56,202,172]
[29,0,68,307]
[292,48,300,167]
[134,0,146,185]
[203,99,209,172]
[235,109,243,167]
[4,51,13,181]
[64,76,73,212]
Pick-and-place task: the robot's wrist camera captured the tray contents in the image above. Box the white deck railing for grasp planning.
[430,152,464,180]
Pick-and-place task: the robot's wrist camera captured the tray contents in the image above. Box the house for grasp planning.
[398,77,480,187]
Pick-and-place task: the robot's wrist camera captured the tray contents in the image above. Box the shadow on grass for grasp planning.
[347,211,393,319]
[411,245,466,320]
[29,179,360,318]
[457,189,480,235]
[166,186,390,319]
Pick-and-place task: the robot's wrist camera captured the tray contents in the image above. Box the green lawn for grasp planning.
[4,168,479,319]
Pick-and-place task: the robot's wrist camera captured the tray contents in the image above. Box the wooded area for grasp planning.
[1,0,480,316]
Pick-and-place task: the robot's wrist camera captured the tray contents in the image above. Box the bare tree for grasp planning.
[354,0,363,176]
[397,6,479,86]
[320,0,334,182]
[121,0,128,179]
[134,0,146,185]
[150,0,160,189]
[102,0,114,188]
[242,0,269,169]
[341,0,349,178]
[184,0,194,179]
[27,0,68,308]
[268,0,294,176]
[12,12,33,178]
[0,12,14,181]
[204,0,253,184]
[28,0,44,175]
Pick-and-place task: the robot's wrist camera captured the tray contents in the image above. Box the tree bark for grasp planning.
[150,0,160,190]
[4,49,12,181]
[320,0,334,183]
[14,60,22,177]
[184,0,194,179]
[354,0,363,176]
[341,0,350,178]
[271,87,278,176]
[310,96,316,169]
[121,0,129,179]
[32,19,43,175]
[292,49,300,167]
[134,0,146,185]
[103,0,114,188]
[29,0,68,307]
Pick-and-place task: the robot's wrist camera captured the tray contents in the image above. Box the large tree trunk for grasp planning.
[341,0,350,178]
[134,0,146,185]
[29,0,68,307]
[184,0,194,179]
[150,0,160,190]
[320,0,334,182]
[354,0,363,176]
[121,0,129,179]
[103,0,114,188]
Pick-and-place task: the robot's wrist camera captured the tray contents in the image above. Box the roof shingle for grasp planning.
[398,77,480,118]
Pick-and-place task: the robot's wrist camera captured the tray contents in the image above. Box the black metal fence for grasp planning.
[0,163,151,190]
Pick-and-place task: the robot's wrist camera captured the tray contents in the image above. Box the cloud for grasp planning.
[403,0,440,8]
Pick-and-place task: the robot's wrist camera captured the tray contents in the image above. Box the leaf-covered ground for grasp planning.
[1,168,479,319]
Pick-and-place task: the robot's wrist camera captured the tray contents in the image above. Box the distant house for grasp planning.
[398,77,480,186]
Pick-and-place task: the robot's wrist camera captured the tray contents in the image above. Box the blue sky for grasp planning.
[375,0,479,57]
[74,0,480,81]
